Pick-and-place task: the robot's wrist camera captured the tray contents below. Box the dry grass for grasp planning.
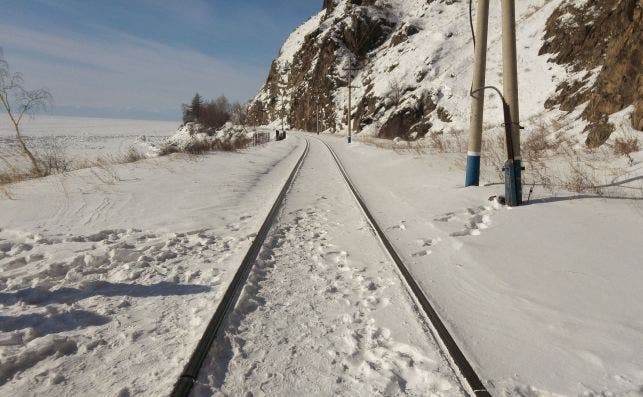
[522,122,560,162]
[120,147,147,163]
[482,133,507,181]
[612,135,639,165]
[359,127,467,156]
[0,146,148,190]
[613,137,638,157]
[158,135,252,156]
[433,118,640,199]
[428,132,446,152]
[366,119,641,200]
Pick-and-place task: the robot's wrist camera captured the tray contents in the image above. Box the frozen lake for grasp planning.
[0,115,179,161]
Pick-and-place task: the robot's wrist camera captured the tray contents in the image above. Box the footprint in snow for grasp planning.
[412,250,431,258]
[434,212,455,222]
[415,238,433,247]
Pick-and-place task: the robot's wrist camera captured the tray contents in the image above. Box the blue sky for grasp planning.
[0,0,321,120]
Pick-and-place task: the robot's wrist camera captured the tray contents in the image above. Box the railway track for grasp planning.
[171,139,310,397]
[315,136,491,396]
[171,135,490,396]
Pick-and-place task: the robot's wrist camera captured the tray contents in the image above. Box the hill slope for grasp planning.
[247,0,641,145]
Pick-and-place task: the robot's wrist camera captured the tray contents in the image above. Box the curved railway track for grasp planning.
[171,135,490,396]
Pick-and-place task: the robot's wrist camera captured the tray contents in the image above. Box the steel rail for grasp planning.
[171,138,310,397]
[317,137,491,397]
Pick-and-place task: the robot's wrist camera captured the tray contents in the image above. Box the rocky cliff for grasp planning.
[540,0,642,147]
[248,0,641,145]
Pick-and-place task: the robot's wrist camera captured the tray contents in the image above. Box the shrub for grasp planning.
[37,147,74,176]
[159,134,252,157]
[613,136,639,157]
[120,147,146,163]
[522,122,558,162]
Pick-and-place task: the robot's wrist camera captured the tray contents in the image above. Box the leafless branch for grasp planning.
[0,48,53,175]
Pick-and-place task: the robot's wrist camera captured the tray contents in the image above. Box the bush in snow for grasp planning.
[159,122,253,156]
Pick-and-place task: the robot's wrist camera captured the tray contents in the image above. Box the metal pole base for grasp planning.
[503,159,522,206]
[465,154,481,187]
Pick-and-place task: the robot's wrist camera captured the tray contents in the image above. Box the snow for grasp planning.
[312,132,643,396]
[1,0,642,391]
[0,133,305,395]
[253,0,579,139]
[277,12,324,67]
[0,115,178,163]
[192,138,464,396]
[1,119,641,395]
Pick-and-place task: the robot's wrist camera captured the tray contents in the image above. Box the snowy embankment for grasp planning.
[0,136,305,396]
[314,132,643,396]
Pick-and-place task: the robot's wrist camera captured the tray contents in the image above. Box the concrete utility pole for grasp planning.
[316,102,320,134]
[501,0,522,206]
[343,62,359,144]
[313,88,320,134]
[465,0,522,206]
[278,75,287,133]
[465,0,490,187]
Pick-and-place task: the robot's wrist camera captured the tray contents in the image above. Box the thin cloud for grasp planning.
[0,23,264,119]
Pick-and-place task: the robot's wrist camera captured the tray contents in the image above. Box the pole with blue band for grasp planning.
[465,0,489,187]
[501,0,522,206]
[465,152,482,186]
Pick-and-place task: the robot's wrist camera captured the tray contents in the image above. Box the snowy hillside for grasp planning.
[247,0,641,145]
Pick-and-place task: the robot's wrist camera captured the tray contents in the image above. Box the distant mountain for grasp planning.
[247,0,641,146]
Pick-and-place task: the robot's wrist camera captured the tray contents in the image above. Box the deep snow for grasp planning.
[313,132,643,396]
[0,136,305,396]
[1,128,641,396]
[193,138,464,396]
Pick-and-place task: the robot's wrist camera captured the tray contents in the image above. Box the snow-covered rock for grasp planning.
[161,122,254,152]
[247,0,641,144]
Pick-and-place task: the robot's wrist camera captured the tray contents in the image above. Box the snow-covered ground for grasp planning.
[193,137,464,396]
[1,126,641,396]
[0,136,305,395]
[313,132,643,396]
[0,115,178,162]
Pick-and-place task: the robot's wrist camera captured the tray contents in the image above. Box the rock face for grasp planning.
[249,0,641,145]
[247,0,455,140]
[540,0,642,147]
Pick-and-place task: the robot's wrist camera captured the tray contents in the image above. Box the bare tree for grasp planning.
[0,49,52,176]
[230,101,248,125]
[388,79,403,108]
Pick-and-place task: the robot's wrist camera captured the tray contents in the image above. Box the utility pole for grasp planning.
[343,61,358,144]
[313,87,320,134]
[465,0,490,187]
[501,0,522,206]
[464,0,522,206]
[316,101,320,134]
[278,74,287,133]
